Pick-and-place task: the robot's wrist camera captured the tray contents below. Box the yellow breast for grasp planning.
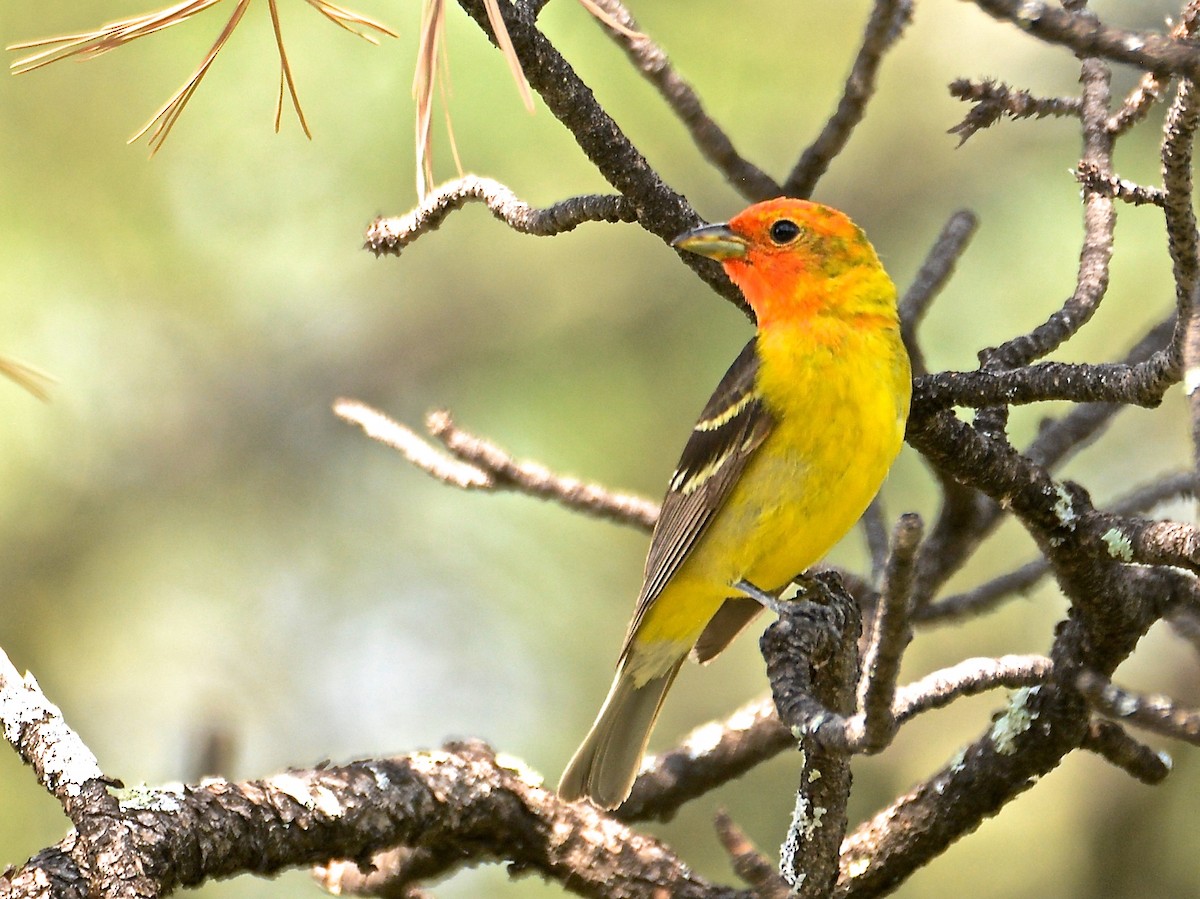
[631,314,910,660]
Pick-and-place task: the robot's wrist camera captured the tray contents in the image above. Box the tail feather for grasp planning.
[559,658,683,809]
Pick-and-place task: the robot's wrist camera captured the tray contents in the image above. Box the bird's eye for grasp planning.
[769,219,801,244]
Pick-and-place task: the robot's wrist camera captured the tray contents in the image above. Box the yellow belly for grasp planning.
[628,318,910,677]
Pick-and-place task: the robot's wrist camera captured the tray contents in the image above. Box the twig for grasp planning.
[618,696,788,823]
[624,654,1051,823]
[363,175,639,256]
[948,78,1081,145]
[860,496,891,586]
[425,409,659,528]
[784,0,913,197]
[1107,470,1197,515]
[899,210,979,377]
[916,559,1049,624]
[1024,315,1176,469]
[1080,718,1172,784]
[963,0,1200,80]
[1105,1,1200,135]
[1160,78,1200,482]
[1078,670,1200,746]
[0,647,111,817]
[334,400,659,530]
[857,514,922,753]
[1075,161,1165,207]
[980,58,1114,370]
[760,573,860,896]
[714,811,790,899]
[334,399,493,490]
[891,655,1053,725]
[582,0,780,201]
[913,357,1173,412]
[452,0,747,312]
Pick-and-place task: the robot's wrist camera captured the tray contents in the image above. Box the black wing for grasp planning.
[621,337,775,655]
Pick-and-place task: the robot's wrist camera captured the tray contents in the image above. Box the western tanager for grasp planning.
[558,198,911,809]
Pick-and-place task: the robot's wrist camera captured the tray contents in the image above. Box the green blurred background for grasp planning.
[2,1,1198,896]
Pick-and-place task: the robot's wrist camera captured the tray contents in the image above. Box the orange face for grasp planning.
[673,197,884,328]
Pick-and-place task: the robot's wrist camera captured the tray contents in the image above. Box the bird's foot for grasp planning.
[734,578,788,615]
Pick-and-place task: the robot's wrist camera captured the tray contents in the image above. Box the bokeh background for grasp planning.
[2,1,1198,896]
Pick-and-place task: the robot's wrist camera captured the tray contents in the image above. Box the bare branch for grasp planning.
[0,647,110,817]
[899,210,979,377]
[364,176,639,256]
[714,811,789,899]
[1160,79,1200,482]
[627,654,1053,828]
[1075,161,1165,207]
[0,648,159,899]
[1105,1,1200,135]
[784,0,913,197]
[913,358,1172,412]
[425,409,659,529]
[452,0,748,312]
[857,514,922,753]
[917,471,1195,625]
[761,573,860,897]
[891,655,1053,724]
[916,559,1049,624]
[860,496,891,585]
[1078,669,1200,746]
[1080,718,1172,784]
[980,58,1114,370]
[582,0,781,201]
[1024,315,1175,469]
[7,735,738,899]
[963,0,1200,79]
[334,399,493,490]
[619,696,788,823]
[335,400,659,530]
[948,78,1081,145]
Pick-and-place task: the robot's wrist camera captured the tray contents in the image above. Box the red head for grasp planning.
[672,198,894,329]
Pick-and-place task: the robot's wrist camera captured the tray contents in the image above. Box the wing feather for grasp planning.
[620,337,774,655]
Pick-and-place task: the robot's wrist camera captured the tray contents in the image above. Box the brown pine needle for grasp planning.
[0,356,54,402]
[129,0,253,153]
[303,0,398,43]
[413,0,446,197]
[8,1,226,74]
[269,0,312,138]
[575,0,644,40]
[482,0,534,113]
[9,0,397,153]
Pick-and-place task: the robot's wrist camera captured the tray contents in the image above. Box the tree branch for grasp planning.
[363,176,639,256]
[581,0,781,201]
[784,0,914,197]
[334,400,659,530]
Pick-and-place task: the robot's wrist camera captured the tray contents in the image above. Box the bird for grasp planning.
[557,197,912,810]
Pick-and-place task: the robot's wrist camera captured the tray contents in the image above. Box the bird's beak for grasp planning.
[671,222,747,261]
